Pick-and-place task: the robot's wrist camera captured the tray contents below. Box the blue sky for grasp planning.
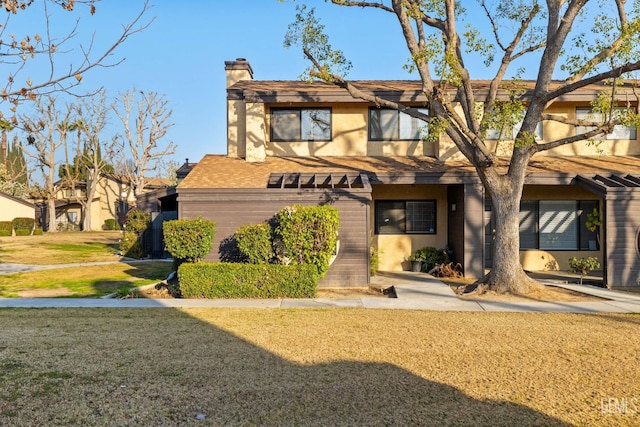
[17,1,545,166]
[23,0,418,165]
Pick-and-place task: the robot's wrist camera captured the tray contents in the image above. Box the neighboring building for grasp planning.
[176,58,640,288]
[0,191,35,222]
[34,174,169,231]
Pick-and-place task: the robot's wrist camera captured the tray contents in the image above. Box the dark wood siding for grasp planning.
[447,184,484,279]
[605,196,640,288]
[178,189,371,287]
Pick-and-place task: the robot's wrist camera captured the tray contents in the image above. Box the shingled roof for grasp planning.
[177,155,640,190]
[228,80,640,103]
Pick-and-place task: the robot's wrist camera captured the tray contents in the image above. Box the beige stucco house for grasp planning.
[174,58,640,288]
[0,191,35,222]
[37,174,169,231]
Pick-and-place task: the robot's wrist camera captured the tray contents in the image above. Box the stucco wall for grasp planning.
[0,195,35,222]
[371,184,448,271]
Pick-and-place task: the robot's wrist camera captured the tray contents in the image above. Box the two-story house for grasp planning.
[36,173,169,231]
[176,58,640,288]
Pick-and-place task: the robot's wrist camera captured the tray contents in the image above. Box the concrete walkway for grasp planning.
[1,267,639,312]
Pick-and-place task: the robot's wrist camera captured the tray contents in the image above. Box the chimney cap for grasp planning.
[225,58,253,72]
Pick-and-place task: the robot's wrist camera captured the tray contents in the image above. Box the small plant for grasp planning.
[568,256,601,285]
[113,284,136,299]
[407,254,424,262]
[412,247,449,272]
[369,245,381,276]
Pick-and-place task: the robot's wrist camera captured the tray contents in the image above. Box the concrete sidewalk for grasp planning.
[1,269,639,312]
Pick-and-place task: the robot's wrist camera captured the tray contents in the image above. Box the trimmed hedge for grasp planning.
[163,217,216,265]
[275,205,339,277]
[12,217,34,236]
[104,218,119,230]
[236,222,273,264]
[178,262,318,299]
[0,221,12,236]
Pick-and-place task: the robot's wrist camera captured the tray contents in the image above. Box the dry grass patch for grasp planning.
[0,232,121,264]
[444,277,605,302]
[0,308,638,425]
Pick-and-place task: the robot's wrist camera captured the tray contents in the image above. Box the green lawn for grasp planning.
[0,262,173,297]
[0,308,638,425]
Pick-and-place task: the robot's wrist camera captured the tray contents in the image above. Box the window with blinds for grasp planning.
[517,200,600,251]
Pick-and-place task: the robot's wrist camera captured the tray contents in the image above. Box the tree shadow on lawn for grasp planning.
[0,308,570,426]
[61,262,173,297]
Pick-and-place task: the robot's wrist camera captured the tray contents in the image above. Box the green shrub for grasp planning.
[123,209,151,233]
[33,227,43,235]
[0,221,12,236]
[569,256,601,285]
[413,247,449,272]
[104,218,119,230]
[274,205,339,277]
[12,217,34,234]
[120,231,143,259]
[236,222,274,264]
[163,217,216,266]
[119,210,151,258]
[178,262,318,299]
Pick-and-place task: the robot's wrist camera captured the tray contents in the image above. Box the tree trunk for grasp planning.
[482,194,541,294]
[47,198,57,232]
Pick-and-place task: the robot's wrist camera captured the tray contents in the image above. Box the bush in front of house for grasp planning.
[274,205,339,277]
[163,217,216,267]
[0,221,12,236]
[119,209,152,258]
[12,217,34,236]
[178,262,318,299]
[123,209,151,234]
[236,222,274,264]
[104,218,120,230]
[413,246,449,272]
[120,231,143,258]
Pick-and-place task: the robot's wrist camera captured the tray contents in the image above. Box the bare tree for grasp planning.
[110,89,175,198]
[21,96,73,232]
[1,0,152,114]
[288,1,640,294]
[75,91,111,231]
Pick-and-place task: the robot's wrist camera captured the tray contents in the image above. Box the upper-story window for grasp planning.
[576,107,637,140]
[270,108,332,142]
[369,108,428,141]
[486,120,543,141]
